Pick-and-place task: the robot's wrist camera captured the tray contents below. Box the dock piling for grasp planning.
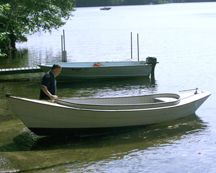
[61,30,67,62]
[131,32,133,59]
[137,33,139,61]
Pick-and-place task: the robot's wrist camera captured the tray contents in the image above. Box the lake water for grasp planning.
[1,2,216,172]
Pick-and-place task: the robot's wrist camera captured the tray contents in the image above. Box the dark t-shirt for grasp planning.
[40,71,56,100]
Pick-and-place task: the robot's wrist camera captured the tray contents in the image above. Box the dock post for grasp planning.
[61,30,67,62]
[137,33,139,61]
[131,32,133,59]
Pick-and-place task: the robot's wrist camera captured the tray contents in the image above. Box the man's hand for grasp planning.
[51,95,58,100]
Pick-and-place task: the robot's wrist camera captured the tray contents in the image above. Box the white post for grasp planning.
[137,33,139,61]
[131,32,133,59]
[61,30,67,62]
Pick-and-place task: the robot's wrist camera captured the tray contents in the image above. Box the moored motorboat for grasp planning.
[38,57,158,81]
[100,7,111,10]
[6,89,211,136]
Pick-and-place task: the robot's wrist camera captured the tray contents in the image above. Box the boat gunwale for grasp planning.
[38,65,151,69]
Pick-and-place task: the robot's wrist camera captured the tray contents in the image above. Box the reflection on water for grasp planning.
[0,75,157,99]
[0,47,62,70]
[0,49,30,69]
[27,114,208,151]
[0,114,207,172]
[58,77,157,98]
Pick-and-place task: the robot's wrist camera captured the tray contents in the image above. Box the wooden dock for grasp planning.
[0,67,43,75]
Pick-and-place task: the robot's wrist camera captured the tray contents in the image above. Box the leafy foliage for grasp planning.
[0,4,10,56]
[0,0,75,56]
[0,32,8,56]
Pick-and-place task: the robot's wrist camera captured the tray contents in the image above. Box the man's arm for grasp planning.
[41,85,58,100]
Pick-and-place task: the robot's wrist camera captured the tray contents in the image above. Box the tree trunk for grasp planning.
[9,33,17,51]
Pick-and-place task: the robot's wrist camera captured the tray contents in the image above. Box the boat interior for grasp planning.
[57,93,180,110]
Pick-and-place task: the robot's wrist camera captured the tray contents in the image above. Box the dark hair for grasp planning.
[51,64,62,70]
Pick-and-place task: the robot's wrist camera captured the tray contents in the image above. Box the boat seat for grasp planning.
[154,97,178,103]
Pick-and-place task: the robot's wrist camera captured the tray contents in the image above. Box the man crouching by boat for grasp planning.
[40,64,62,100]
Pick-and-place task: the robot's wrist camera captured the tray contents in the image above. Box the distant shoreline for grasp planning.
[75,1,215,8]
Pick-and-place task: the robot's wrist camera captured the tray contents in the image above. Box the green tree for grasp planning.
[0,0,75,56]
[0,3,10,56]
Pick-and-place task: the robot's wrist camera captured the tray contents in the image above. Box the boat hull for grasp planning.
[6,91,211,136]
[39,61,153,81]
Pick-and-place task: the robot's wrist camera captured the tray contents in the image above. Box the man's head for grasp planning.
[51,64,62,77]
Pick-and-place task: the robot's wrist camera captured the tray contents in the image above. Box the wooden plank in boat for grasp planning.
[154,97,178,102]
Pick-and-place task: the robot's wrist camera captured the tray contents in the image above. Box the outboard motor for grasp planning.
[146,57,157,65]
[146,57,158,79]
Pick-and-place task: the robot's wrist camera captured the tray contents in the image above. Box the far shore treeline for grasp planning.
[75,0,215,7]
[0,0,214,57]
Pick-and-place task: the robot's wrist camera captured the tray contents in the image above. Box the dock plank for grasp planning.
[0,67,43,75]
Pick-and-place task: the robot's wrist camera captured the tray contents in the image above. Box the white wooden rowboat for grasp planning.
[38,58,157,81]
[6,89,211,136]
